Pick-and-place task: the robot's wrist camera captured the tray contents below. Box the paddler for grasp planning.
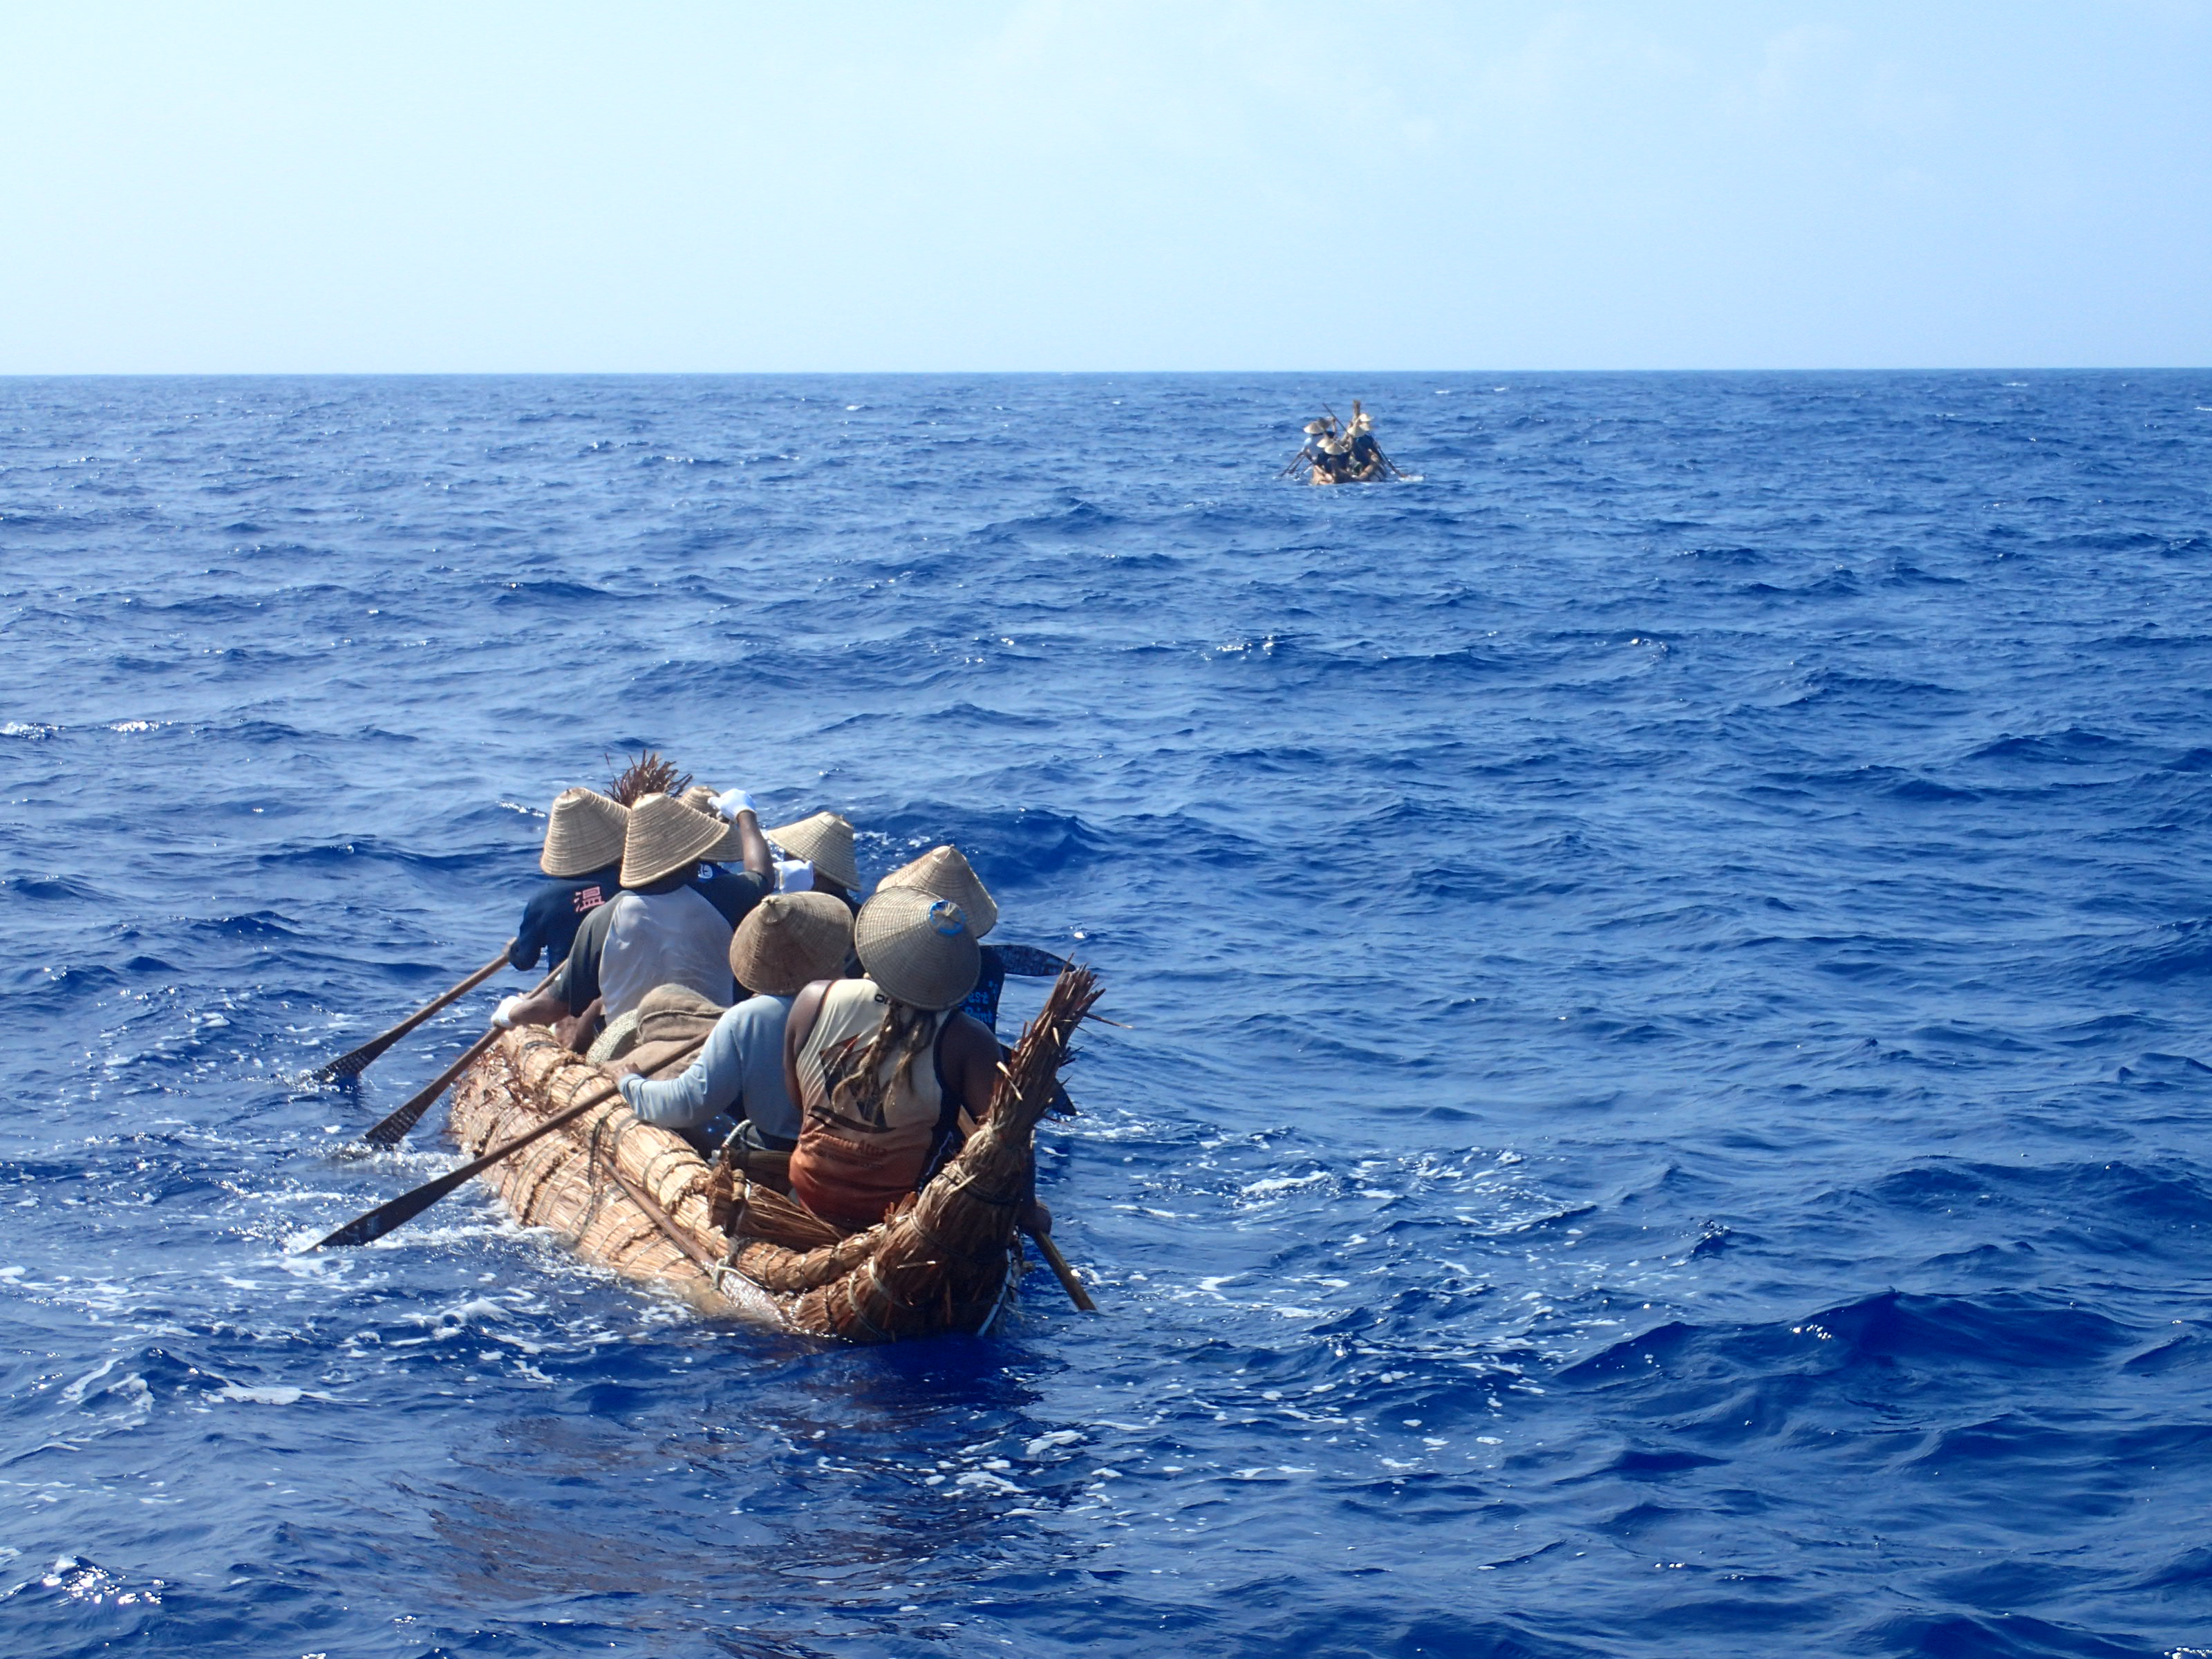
[494,792,745,1047]
[679,783,777,926]
[762,809,863,911]
[780,887,1011,1231]
[509,787,628,973]
[613,890,853,1154]
[1347,407,1382,478]
[1297,418,1334,479]
[874,844,1068,1035]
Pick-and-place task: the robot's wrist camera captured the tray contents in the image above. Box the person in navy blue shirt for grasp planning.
[512,787,630,972]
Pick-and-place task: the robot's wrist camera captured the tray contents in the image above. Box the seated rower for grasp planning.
[763,809,862,911]
[494,792,745,1047]
[1347,409,1382,478]
[679,783,776,927]
[510,787,628,973]
[780,887,1005,1232]
[875,844,1068,1035]
[614,890,852,1154]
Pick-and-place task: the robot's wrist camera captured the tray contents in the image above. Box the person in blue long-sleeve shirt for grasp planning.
[613,890,854,1152]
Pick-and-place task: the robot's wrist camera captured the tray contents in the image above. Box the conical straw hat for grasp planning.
[876,844,997,937]
[765,810,859,892]
[677,784,750,861]
[730,891,854,996]
[854,887,980,1011]
[541,787,630,878]
[619,793,732,888]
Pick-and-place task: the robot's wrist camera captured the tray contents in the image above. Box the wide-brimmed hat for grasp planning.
[876,844,997,937]
[765,810,859,892]
[541,787,630,878]
[619,792,731,888]
[677,784,750,862]
[1304,420,1328,434]
[730,891,854,995]
[854,887,980,1011]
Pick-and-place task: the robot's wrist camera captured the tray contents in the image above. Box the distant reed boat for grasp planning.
[444,966,1098,1341]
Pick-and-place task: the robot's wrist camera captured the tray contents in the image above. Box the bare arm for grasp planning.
[733,807,771,883]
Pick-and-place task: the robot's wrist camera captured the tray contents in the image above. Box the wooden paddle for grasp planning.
[307,1079,620,1250]
[352,965,563,1148]
[1027,1227,1098,1312]
[314,945,514,1081]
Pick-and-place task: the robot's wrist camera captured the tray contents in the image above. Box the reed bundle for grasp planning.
[726,964,1100,1342]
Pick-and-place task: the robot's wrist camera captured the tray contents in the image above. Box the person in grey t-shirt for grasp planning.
[614,890,854,1148]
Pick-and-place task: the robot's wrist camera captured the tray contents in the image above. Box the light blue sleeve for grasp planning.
[620,1005,745,1130]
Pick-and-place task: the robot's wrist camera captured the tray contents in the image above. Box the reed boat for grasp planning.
[441,965,1098,1341]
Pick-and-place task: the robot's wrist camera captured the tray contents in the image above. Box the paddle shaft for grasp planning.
[316,944,514,1080]
[310,1080,619,1250]
[357,964,561,1147]
[1027,1226,1098,1312]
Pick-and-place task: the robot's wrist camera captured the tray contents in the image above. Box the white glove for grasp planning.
[493,995,528,1029]
[711,788,757,820]
[774,858,815,893]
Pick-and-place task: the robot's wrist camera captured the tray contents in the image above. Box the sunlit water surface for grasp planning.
[4,372,2212,1658]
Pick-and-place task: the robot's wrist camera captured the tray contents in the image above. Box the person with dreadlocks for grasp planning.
[780,885,1020,1232]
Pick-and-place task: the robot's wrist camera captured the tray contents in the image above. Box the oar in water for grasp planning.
[313,945,515,1081]
[353,965,561,1149]
[1027,1227,1098,1312]
[307,1079,620,1250]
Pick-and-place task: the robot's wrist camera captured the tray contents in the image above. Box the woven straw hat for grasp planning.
[765,810,860,892]
[876,844,997,937]
[541,787,630,878]
[854,886,980,1011]
[729,891,854,995]
[675,785,751,862]
[619,792,731,888]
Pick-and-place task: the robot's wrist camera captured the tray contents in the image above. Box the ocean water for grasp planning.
[3,371,2211,1658]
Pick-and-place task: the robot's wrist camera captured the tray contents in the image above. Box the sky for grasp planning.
[1,1,2206,373]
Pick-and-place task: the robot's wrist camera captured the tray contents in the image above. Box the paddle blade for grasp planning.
[356,1027,501,1149]
[315,1033,395,1083]
[307,1163,480,1250]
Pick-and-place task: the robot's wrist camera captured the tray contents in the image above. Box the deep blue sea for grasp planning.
[5,372,2212,1658]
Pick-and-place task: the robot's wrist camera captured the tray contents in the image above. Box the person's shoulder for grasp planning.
[946,1009,997,1049]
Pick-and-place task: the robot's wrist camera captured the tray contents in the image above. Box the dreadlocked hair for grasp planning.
[827,998,939,1128]
[605,749,692,807]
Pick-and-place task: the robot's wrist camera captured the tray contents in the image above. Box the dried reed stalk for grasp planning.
[605,749,692,806]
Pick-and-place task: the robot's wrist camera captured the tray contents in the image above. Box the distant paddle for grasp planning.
[313,946,514,1081]
[351,964,560,1149]
[307,1079,619,1250]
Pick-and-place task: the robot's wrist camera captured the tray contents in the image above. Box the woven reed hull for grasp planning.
[447,1030,780,1322]
[444,1029,1022,1340]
